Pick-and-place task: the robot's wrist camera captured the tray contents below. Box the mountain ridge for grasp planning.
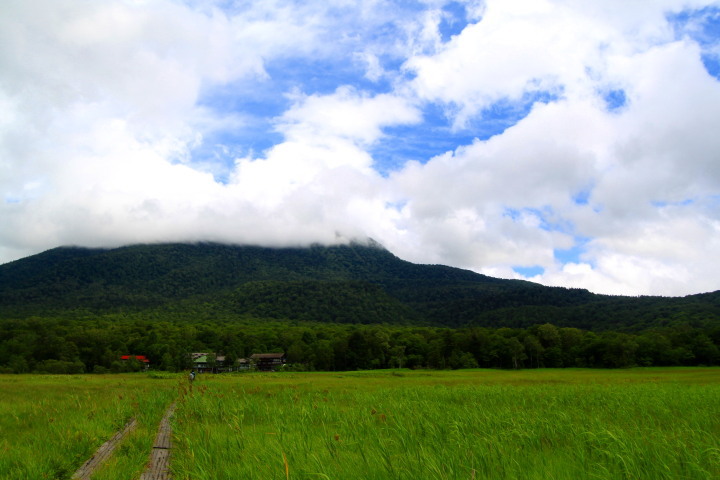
[0,242,718,330]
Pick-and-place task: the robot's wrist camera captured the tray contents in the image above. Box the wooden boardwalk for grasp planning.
[71,402,176,480]
[140,403,176,480]
[72,418,138,480]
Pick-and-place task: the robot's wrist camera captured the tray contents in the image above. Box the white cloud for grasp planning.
[1,0,720,298]
[405,0,607,126]
[0,0,347,254]
[545,203,720,296]
[277,86,421,146]
[403,0,718,126]
[383,0,720,296]
[355,52,385,82]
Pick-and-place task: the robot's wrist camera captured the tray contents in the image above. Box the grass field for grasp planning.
[0,374,177,480]
[1,368,719,479]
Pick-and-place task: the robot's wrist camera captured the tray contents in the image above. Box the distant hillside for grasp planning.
[1,242,719,330]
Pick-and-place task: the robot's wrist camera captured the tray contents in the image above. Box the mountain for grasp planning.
[1,242,719,330]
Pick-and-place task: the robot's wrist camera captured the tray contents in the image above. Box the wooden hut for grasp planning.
[250,353,286,371]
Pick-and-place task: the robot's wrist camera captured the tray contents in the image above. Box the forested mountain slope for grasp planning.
[1,242,719,330]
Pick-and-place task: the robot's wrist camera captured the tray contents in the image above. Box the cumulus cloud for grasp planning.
[386,0,720,295]
[1,0,719,297]
[278,87,421,146]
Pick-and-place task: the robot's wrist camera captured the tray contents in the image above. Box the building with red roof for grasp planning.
[120,355,150,370]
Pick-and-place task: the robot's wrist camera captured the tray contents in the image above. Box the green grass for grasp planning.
[0,374,177,480]
[171,368,720,480]
[1,369,719,479]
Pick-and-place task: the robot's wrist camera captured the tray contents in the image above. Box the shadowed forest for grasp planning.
[1,243,718,373]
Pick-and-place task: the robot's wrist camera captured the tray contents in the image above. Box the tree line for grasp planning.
[1,317,718,374]
[4,243,720,334]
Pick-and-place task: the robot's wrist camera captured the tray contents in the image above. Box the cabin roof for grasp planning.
[250,353,285,360]
[120,355,150,363]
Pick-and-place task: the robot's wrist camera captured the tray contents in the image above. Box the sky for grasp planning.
[1,0,720,297]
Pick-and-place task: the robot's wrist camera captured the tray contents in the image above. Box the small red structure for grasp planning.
[120,355,150,370]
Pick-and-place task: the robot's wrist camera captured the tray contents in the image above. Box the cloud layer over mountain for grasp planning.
[2,0,720,296]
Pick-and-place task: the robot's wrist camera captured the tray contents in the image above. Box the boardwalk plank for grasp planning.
[72,418,137,480]
[140,403,175,480]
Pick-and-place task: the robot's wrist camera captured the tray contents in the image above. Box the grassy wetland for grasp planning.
[2,369,719,480]
[0,374,177,480]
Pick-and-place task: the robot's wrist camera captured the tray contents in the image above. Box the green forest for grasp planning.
[1,242,719,373]
[1,317,718,374]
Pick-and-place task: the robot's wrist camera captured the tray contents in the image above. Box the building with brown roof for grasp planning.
[250,353,286,371]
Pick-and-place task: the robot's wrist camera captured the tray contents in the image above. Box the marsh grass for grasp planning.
[1,369,718,479]
[0,374,177,480]
[171,368,720,480]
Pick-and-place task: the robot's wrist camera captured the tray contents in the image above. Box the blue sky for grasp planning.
[2,0,720,296]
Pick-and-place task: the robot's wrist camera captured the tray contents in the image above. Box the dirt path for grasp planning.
[140,403,176,480]
[71,418,138,480]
